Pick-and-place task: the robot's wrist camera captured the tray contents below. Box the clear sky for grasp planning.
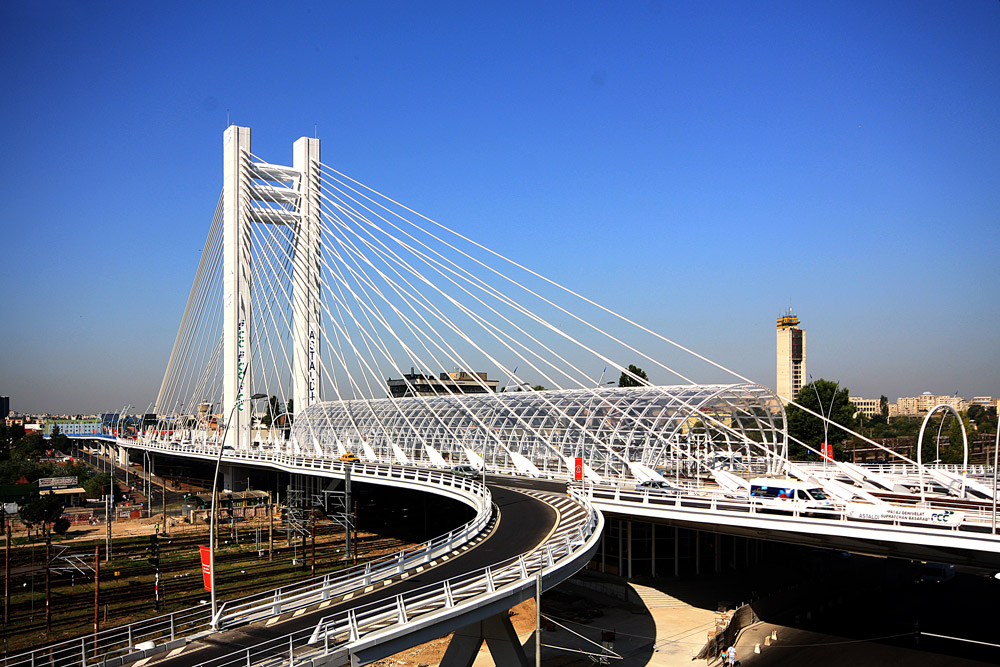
[1,1,997,414]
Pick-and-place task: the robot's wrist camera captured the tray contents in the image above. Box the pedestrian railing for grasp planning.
[571,483,1000,553]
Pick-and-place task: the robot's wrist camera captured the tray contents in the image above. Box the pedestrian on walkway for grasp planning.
[727,645,738,666]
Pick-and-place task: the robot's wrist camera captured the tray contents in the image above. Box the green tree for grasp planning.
[786,379,856,459]
[879,395,890,423]
[19,493,66,531]
[83,471,112,499]
[944,413,972,463]
[618,364,649,388]
[11,432,47,460]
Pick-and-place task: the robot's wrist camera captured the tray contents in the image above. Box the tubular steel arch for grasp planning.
[916,403,969,502]
[292,383,786,480]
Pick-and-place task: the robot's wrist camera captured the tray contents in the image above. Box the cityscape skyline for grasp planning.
[1,2,997,414]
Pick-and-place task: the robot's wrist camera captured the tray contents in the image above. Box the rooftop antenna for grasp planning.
[314,123,318,138]
[227,109,230,126]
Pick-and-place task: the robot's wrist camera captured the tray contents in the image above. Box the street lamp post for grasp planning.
[209,393,266,629]
[810,378,838,465]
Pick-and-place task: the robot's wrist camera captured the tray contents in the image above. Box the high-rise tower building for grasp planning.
[776,309,806,401]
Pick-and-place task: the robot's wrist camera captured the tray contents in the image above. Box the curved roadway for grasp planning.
[140,484,559,667]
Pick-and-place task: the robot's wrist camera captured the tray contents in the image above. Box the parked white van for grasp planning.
[748,478,835,513]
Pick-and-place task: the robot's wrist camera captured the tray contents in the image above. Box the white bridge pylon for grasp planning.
[154,125,833,481]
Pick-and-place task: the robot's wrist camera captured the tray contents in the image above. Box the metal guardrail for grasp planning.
[168,495,602,667]
[214,496,493,628]
[572,483,1000,543]
[2,446,493,667]
[569,483,992,534]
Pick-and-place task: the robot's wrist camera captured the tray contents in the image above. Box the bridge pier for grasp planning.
[438,611,531,667]
[597,517,767,579]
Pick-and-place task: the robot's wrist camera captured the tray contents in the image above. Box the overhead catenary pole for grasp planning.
[161,473,167,535]
[535,570,542,667]
[5,525,10,627]
[93,545,100,636]
[45,529,51,635]
[105,489,112,561]
[992,426,999,535]
[344,464,352,560]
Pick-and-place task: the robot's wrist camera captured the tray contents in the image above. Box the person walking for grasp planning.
[727,645,738,666]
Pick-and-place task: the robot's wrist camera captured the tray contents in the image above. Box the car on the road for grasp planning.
[340,453,360,463]
[637,480,680,493]
[451,465,480,479]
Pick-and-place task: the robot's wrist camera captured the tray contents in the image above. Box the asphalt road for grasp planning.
[143,483,558,667]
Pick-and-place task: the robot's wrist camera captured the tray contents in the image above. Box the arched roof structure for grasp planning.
[292,383,786,480]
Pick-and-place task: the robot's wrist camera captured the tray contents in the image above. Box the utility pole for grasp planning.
[44,528,51,635]
[5,525,10,627]
[535,571,542,667]
[161,474,167,536]
[310,512,316,577]
[268,496,273,561]
[105,491,112,561]
[93,545,100,635]
[352,501,358,564]
[344,466,352,560]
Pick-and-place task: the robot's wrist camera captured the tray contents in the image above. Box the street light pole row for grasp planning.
[209,393,266,629]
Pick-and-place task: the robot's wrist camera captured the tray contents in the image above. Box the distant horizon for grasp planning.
[2,380,995,418]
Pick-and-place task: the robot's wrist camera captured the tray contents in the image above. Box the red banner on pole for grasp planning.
[821,443,833,461]
[200,545,213,591]
[574,457,583,481]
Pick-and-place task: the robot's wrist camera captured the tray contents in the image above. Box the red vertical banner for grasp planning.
[821,443,833,461]
[574,457,583,481]
[200,546,213,591]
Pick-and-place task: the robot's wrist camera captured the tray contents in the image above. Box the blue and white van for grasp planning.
[748,478,835,513]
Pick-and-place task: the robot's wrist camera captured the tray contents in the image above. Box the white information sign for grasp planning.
[846,503,964,527]
[37,476,78,491]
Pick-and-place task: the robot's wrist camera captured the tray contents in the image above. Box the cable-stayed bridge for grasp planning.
[15,126,1000,667]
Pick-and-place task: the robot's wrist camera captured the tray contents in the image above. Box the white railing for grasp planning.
[573,483,1000,546]
[166,496,602,667]
[2,446,493,667]
[214,498,492,628]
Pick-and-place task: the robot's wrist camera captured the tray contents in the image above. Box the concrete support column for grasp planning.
[617,519,623,576]
[439,611,530,667]
[674,526,679,577]
[223,125,253,450]
[627,520,633,580]
[695,531,700,576]
[292,136,322,418]
[651,522,656,579]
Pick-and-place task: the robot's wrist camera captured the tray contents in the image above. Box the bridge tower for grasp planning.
[222,126,321,448]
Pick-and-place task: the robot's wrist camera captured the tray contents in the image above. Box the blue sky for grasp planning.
[1,1,997,414]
